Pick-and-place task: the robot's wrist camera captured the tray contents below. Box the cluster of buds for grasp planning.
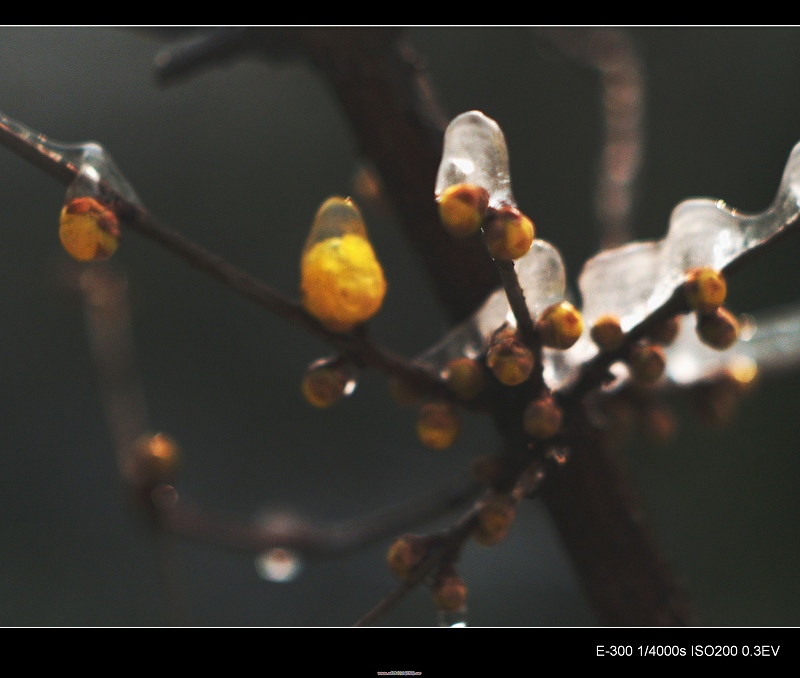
[437,183,535,261]
[685,267,739,350]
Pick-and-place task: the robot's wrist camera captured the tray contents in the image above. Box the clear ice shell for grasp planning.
[579,241,662,331]
[414,241,566,376]
[435,111,515,208]
[516,240,567,319]
[579,141,800,333]
[0,110,140,205]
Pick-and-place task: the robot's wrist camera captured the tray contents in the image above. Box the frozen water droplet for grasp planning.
[436,111,514,208]
[437,609,468,627]
[255,547,302,583]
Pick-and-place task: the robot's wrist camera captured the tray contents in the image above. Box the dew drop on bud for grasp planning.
[255,547,302,583]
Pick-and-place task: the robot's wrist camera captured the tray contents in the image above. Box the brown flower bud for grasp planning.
[649,315,681,346]
[473,495,516,546]
[386,534,427,580]
[301,360,350,408]
[123,432,181,490]
[590,314,625,352]
[696,307,740,350]
[628,342,666,384]
[522,395,563,439]
[432,572,467,613]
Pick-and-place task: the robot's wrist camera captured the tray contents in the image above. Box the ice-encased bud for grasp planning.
[579,142,800,338]
[300,197,387,332]
[414,240,568,383]
[435,111,514,208]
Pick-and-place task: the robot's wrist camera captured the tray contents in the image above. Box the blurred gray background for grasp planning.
[0,27,799,626]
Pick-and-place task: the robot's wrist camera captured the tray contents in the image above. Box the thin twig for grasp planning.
[0,110,452,402]
[354,507,480,627]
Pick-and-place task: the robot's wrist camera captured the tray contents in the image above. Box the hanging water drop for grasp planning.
[255,547,302,583]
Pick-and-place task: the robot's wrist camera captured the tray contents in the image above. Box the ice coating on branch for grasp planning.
[666,304,800,384]
[435,111,515,208]
[516,241,567,318]
[63,142,141,205]
[414,289,509,375]
[579,141,800,332]
[415,241,568,376]
[0,109,140,204]
[579,241,662,331]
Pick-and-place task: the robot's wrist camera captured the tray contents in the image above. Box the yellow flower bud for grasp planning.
[486,328,534,386]
[416,401,461,450]
[445,357,485,400]
[59,197,120,262]
[437,183,490,238]
[483,205,535,260]
[537,301,584,350]
[300,197,386,333]
[684,267,727,314]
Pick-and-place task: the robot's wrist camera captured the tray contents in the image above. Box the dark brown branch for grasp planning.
[0,111,452,402]
[290,28,696,626]
[354,506,480,627]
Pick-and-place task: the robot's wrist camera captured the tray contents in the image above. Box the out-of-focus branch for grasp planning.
[75,264,191,626]
[164,474,480,557]
[538,28,645,249]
